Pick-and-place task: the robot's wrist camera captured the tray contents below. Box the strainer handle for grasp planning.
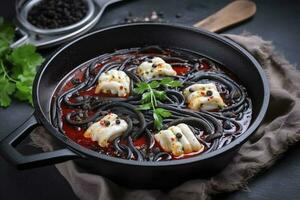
[10,27,30,48]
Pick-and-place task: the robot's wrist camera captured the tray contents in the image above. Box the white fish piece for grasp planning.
[84,113,128,148]
[154,130,184,157]
[168,126,193,153]
[176,123,203,152]
[183,83,226,111]
[95,69,130,97]
[136,57,177,80]
[154,123,204,157]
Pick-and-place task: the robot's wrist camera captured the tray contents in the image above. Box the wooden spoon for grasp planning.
[193,0,256,32]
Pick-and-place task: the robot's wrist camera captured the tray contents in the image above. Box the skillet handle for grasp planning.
[0,114,79,169]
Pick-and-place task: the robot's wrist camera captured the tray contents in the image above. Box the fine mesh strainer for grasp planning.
[12,0,124,48]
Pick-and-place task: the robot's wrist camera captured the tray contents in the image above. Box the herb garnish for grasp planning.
[134,77,182,130]
[0,17,44,107]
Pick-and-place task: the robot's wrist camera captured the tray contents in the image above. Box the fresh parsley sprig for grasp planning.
[134,77,182,130]
[0,17,44,107]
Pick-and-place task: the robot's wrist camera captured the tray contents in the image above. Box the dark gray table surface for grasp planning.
[1,0,300,199]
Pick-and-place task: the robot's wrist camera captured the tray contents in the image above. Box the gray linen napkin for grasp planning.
[31,33,300,200]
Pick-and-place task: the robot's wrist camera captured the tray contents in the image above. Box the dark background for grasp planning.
[1,0,300,199]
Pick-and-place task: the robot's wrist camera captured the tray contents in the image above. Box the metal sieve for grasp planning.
[12,0,123,48]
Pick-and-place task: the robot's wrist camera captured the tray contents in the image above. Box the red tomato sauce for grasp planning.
[172,65,190,75]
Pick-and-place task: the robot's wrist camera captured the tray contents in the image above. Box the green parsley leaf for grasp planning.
[155,108,172,118]
[0,40,9,57]
[0,77,16,107]
[153,110,163,130]
[8,44,44,79]
[14,81,33,105]
[153,90,166,101]
[136,103,152,110]
[141,92,151,104]
[134,82,148,94]
[0,17,44,108]
[134,77,181,130]
[0,17,14,43]
[149,80,160,89]
[160,77,182,88]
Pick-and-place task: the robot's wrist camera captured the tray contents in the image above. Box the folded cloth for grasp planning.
[31,33,300,200]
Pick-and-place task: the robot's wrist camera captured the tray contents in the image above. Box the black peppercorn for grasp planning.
[104,120,110,127]
[206,90,213,96]
[116,119,121,124]
[223,120,232,130]
[189,88,194,92]
[175,13,182,18]
[27,0,88,29]
[153,147,160,153]
[175,133,182,139]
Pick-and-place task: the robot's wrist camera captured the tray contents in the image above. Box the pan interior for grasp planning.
[34,23,268,164]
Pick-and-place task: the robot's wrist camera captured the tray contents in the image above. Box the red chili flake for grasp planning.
[120,86,124,90]
[200,92,205,96]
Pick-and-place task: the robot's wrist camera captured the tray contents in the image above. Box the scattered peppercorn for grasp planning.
[153,147,160,153]
[206,90,213,96]
[189,88,194,93]
[176,132,182,139]
[223,120,232,130]
[104,120,110,126]
[123,11,166,23]
[175,13,182,18]
[116,119,121,124]
[27,0,88,29]
[157,11,164,18]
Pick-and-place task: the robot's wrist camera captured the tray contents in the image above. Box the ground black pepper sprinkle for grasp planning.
[27,0,88,29]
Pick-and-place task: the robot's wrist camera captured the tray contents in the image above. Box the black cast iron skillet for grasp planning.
[0,23,269,189]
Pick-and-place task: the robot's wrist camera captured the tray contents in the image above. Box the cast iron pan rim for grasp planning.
[33,23,270,167]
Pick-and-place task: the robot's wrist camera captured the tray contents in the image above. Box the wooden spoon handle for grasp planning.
[193,0,256,33]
